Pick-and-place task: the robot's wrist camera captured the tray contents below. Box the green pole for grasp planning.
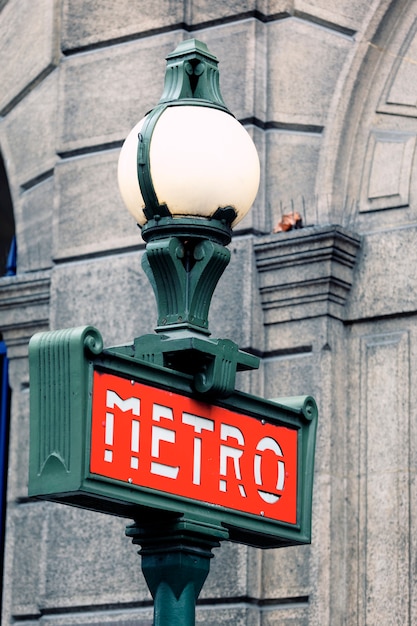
[142,548,211,625]
[126,515,229,625]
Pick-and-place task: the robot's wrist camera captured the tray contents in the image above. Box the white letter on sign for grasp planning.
[219,424,246,497]
[254,436,285,504]
[106,390,140,415]
[130,420,140,469]
[105,390,141,464]
[182,413,214,485]
[151,404,179,479]
[104,412,114,463]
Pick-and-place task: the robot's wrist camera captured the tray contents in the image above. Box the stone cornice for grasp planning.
[0,269,50,357]
[254,225,361,324]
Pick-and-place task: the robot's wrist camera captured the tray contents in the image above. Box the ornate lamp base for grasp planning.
[126,514,229,626]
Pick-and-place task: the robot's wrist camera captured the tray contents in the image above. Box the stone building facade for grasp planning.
[1,0,417,624]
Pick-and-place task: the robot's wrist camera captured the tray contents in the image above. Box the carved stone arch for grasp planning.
[316,0,417,229]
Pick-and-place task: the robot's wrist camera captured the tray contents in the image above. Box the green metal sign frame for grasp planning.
[29,325,317,549]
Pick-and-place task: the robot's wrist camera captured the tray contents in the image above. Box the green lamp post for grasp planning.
[117,38,260,398]
[116,38,261,625]
[28,38,317,626]
[118,39,260,626]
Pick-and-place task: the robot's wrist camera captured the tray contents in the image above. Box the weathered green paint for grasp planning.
[121,233,259,397]
[28,324,318,549]
[127,515,228,626]
[125,39,260,397]
[143,236,230,333]
[160,39,229,110]
[137,39,233,227]
[28,37,318,626]
[28,326,102,496]
[132,331,259,398]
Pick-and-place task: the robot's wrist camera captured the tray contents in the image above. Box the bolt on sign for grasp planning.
[29,326,317,548]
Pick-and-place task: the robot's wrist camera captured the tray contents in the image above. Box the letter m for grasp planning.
[106,390,140,416]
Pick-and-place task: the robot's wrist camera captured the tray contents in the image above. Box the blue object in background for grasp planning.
[0,340,10,606]
[5,236,16,276]
[0,237,14,611]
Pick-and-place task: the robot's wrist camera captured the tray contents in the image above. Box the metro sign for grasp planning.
[28,326,317,548]
[91,371,297,524]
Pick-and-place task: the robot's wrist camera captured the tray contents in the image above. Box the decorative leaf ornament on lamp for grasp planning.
[117,39,261,397]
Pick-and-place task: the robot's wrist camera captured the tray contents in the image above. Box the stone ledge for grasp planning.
[0,270,50,358]
[254,225,361,324]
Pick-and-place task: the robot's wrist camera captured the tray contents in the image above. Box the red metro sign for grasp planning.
[90,371,298,524]
[29,326,317,549]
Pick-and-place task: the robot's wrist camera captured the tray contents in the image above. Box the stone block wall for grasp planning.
[1,0,417,624]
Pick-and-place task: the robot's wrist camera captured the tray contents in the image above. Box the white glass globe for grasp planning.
[117,105,260,227]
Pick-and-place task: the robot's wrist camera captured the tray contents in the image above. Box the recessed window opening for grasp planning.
[0,152,15,276]
[0,337,11,616]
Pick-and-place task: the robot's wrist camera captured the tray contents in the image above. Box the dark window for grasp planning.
[0,150,14,613]
[0,339,11,615]
[0,152,15,276]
